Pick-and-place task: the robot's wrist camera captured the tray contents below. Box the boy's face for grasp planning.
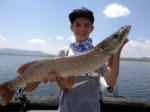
[70,17,94,42]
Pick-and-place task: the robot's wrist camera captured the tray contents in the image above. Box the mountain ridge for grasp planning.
[0,48,55,57]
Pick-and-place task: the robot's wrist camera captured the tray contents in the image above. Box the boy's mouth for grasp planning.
[78,32,86,37]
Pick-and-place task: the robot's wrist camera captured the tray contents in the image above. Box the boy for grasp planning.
[43,7,128,112]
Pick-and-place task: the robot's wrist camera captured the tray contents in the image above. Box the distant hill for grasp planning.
[0,48,56,57]
[0,48,149,61]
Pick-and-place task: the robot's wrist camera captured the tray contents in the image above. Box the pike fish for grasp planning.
[0,25,131,106]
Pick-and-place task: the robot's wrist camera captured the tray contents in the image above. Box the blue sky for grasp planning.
[0,0,150,58]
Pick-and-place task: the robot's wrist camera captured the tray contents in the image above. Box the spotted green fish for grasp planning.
[0,25,131,106]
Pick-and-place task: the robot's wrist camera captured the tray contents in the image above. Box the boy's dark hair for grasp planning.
[69,7,94,25]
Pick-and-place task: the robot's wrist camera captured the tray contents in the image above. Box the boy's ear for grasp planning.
[91,26,94,32]
[70,24,73,32]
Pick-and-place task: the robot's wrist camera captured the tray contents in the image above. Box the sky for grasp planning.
[0,0,150,58]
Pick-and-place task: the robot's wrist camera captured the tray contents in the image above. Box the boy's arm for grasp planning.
[103,39,128,87]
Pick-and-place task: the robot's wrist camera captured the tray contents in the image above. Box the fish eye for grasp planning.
[114,34,119,39]
[101,46,104,49]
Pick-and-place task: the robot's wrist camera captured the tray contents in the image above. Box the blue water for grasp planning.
[118,61,150,100]
[0,55,150,100]
[0,55,59,96]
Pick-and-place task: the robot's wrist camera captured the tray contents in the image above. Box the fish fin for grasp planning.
[24,82,41,94]
[17,61,37,75]
[0,81,15,106]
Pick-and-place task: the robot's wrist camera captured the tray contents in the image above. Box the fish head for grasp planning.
[116,25,131,45]
[98,25,131,55]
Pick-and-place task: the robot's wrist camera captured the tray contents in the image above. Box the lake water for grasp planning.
[0,55,150,100]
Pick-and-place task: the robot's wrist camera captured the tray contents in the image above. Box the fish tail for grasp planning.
[0,81,15,106]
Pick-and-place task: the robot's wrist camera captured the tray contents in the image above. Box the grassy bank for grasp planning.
[121,58,150,62]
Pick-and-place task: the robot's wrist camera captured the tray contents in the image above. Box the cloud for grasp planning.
[136,37,144,41]
[67,35,75,43]
[26,38,47,46]
[56,35,64,40]
[121,40,150,58]
[47,38,51,40]
[0,35,6,44]
[103,3,130,18]
[21,44,61,55]
[19,38,61,54]
[145,40,150,45]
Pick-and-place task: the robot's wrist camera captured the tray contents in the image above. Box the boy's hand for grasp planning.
[107,39,129,68]
[56,76,74,90]
[43,72,59,83]
[42,72,74,91]
[117,39,129,54]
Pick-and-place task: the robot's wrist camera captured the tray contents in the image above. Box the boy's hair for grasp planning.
[69,7,94,25]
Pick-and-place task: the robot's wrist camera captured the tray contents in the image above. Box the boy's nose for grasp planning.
[79,26,85,31]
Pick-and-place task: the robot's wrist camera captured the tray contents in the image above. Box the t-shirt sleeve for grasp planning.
[99,64,107,76]
[93,63,107,77]
[58,49,66,57]
[58,47,69,57]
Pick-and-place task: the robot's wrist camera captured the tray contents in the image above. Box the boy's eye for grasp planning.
[85,24,90,27]
[75,24,80,27]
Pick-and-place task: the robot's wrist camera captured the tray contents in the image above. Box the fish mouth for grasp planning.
[127,26,131,31]
[117,25,131,43]
[119,25,131,33]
